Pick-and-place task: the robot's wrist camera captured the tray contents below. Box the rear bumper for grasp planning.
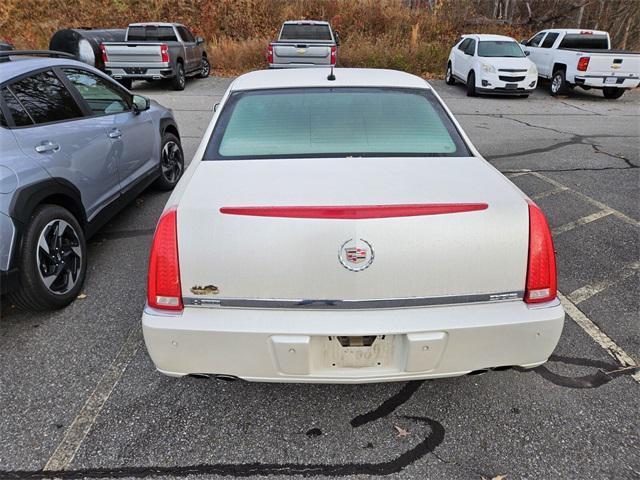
[269,63,332,69]
[105,65,174,80]
[574,75,640,89]
[142,298,565,383]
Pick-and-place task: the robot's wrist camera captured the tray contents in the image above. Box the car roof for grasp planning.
[128,22,180,27]
[231,68,430,91]
[283,20,329,25]
[539,28,608,35]
[463,34,516,42]
[0,57,95,84]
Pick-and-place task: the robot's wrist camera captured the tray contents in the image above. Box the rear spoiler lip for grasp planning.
[219,203,489,219]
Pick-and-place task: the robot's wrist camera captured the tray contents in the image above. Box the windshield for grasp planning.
[477,41,525,58]
[204,88,470,160]
[280,24,333,41]
[559,34,609,49]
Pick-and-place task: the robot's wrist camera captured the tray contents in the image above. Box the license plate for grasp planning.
[605,77,617,84]
[505,83,518,89]
[322,335,394,368]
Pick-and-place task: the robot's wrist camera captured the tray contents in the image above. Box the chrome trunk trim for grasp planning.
[183,291,524,310]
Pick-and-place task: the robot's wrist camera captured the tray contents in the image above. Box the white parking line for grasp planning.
[568,260,640,304]
[43,326,143,471]
[531,172,640,228]
[530,186,569,201]
[552,209,613,235]
[558,293,639,383]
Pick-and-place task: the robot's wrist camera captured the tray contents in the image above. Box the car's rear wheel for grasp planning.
[199,56,211,78]
[172,63,186,91]
[550,70,569,96]
[445,63,455,85]
[603,87,625,99]
[119,78,132,90]
[153,132,184,190]
[466,71,477,97]
[9,205,86,311]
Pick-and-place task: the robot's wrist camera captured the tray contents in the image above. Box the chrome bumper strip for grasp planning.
[183,291,524,310]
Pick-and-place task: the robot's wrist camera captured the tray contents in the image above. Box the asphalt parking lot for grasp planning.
[1,75,638,480]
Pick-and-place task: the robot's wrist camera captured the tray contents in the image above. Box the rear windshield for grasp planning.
[127,26,177,42]
[559,34,609,49]
[478,41,525,58]
[280,24,333,41]
[204,88,470,160]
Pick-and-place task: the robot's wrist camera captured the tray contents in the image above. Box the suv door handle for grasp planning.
[35,141,60,153]
[108,129,122,139]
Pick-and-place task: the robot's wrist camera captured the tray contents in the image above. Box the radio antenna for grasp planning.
[327,65,336,81]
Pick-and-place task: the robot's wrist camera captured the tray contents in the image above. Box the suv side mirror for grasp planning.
[334,31,340,46]
[132,95,150,114]
[520,39,527,45]
[196,36,204,45]
[524,51,530,56]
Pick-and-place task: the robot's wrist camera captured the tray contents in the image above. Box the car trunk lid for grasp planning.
[177,157,528,305]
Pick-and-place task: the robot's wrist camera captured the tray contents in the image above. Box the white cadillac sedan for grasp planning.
[446,34,538,97]
[142,68,564,383]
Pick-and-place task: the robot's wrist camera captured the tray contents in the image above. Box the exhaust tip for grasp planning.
[188,373,211,379]
[467,369,489,376]
[214,374,239,382]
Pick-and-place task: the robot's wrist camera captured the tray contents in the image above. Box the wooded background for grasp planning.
[2,0,638,77]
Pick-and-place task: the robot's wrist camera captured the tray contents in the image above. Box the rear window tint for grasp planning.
[128,26,177,41]
[559,34,608,49]
[6,71,83,125]
[280,24,332,41]
[205,88,470,160]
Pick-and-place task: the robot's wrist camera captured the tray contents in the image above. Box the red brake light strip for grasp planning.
[220,203,488,219]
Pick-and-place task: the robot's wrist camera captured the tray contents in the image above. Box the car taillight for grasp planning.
[147,207,182,311]
[525,200,557,304]
[267,45,273,64]
[100,43,108,63]
[577,56,590,72]
[330,45,337,65]
[160,44,169,63]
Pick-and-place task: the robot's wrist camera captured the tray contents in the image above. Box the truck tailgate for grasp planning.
[102,42,165,65]
[585,52,640,76]
[273,43,332,65]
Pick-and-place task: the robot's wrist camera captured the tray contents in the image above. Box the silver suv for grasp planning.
[0,52,184,310]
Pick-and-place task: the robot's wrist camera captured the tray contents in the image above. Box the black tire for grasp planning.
[119,78,132,90]
[153,132,184,190]
[520,94,530,98]
[603,87,625,99]
[9,205,86,311]
[550,70,569,96]
[466,71,477,97]
[172,62,186,91]
[198,56,211,79]
[445,62,455,85]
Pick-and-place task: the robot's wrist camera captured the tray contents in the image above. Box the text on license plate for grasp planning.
[321,335,394,368]
[605,77,618,84]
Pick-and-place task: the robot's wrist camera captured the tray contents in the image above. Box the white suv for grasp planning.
[446,34,538,97]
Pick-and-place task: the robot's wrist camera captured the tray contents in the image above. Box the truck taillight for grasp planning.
[147,207,183,311]
[100,43,108,63]
[160,44,169,63]
[524,200,557,304]
[577,56,590,71]
[330,45,337,65]
[267,45,273,64]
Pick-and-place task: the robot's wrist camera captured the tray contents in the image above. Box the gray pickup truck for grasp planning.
[268,20,339,69]
[101,22,209,90]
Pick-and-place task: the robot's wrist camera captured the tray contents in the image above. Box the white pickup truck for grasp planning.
[521,29,640,99]
[268,20,339,69]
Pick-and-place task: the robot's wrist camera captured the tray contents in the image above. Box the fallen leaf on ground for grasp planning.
[394,425,409,437]
[77,293,87,299]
